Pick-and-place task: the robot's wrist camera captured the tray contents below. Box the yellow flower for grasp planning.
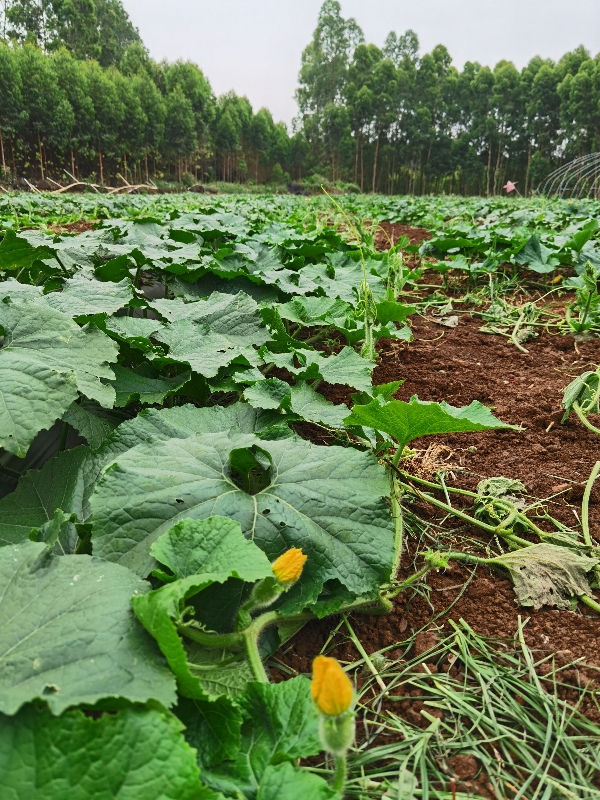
[311,655,354,716]
[271,548,307,585]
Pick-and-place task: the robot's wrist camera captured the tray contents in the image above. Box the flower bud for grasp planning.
[272,547,307,586]
[319,712,355,757]
[311,655,354,716]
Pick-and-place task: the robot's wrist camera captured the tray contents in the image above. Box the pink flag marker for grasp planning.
[503,180,517,193]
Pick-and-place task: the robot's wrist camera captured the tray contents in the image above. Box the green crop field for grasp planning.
[1,189,600,799]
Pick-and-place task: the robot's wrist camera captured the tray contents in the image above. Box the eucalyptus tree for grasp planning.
[0,40,22,175]
[297,0,363,171]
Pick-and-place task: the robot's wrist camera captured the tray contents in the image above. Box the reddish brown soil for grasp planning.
[280,224,600,732]
[47,220,97,234]
[374,221,432,248]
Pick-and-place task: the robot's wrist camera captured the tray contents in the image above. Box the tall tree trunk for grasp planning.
[37,132,44,181]
[145,152,149,183]
[0,131,5,174]
[486,137,492,197]
[493,136,503,195]
[524,140,532,196]
[98,149,104,184]
[371,136,380,194]
[70,150,75,177]
[354,134,359,184]
[360,139,364,192]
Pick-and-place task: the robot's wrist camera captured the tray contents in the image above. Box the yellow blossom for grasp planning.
[311,655,354,716]
[271,548,307,585]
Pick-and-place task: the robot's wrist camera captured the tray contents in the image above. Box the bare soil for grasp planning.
[278,223,600,725]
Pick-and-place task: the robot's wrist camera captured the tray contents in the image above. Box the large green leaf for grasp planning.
[45,275,134,317]
[153,320,262,378]
[204,677,327,799]
[92,433,395,608]
[0,300,118,455]
[150,292,268,345]
[0,705,215,800]
[490,544,599,610]
[0,446,92,548]
[0,540,176,715]
[0,230,56,271]
[345,395,516,451]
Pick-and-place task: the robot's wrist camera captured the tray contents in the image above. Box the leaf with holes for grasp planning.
[91,432,394,610]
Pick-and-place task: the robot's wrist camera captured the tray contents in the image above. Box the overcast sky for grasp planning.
[121,0,600,126]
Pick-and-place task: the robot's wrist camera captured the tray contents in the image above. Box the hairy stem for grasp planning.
[332,753,347,794]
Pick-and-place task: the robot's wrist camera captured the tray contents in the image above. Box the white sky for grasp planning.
[121,0,600,127]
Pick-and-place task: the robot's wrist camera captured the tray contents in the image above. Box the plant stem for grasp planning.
[581,594,600,614]
[399,481,532,547]
[582,461,600,549]
[176,624,242,649]
[510,309,529,353]
[332,753,347,794]
[390,476,403,578]
[58,421,69,453]
[243,626,270,683]
[0,463,21,479]
[573,402,600,435]
[385,564,432,599]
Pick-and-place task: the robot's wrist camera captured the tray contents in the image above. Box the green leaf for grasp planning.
[150,292,269,346]
[104,316,164,354]
[345,395,515,451]
[153,320,262,378]
[176,695,243,768]
[0,540,176,715]
[0,446,92,548]
[92,432,395,608]
[204,677,326,799]
[0,229,56,271]
[0,705,214,800]
[490,543,599,610]
[268,346,374,393]
[46,275,133,317]
[288,381,348,427]
[561,370,600,422]
[62,401,122,449]
[516,235,560,274]
[96,403,285,469]
[0,301,118,455]
[257,763,338,800]
[245,378,291,410]
[375,300,416,326]
[111,363,191,407]
[151,516,273,581]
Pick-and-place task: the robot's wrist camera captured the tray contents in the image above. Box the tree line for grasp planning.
[0,0,304,186]
[1,0,599,193]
